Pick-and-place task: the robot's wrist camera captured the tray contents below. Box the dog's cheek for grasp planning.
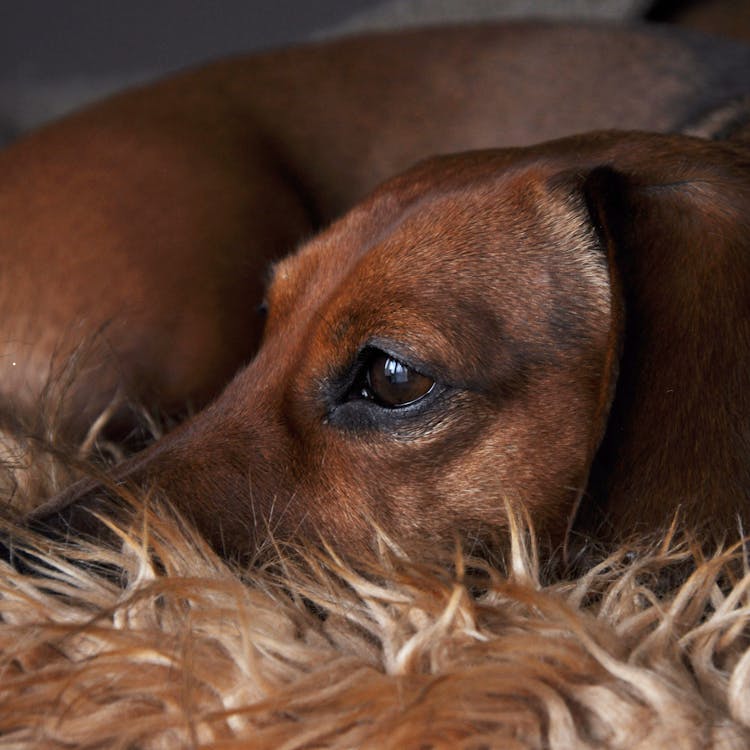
[288,403,492,547]
[424,380,600,541]
[291,436,466,549]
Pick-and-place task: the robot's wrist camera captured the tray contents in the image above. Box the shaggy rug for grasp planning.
[2,496,750,749]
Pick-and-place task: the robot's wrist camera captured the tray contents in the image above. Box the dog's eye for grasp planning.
[358,351,435,408]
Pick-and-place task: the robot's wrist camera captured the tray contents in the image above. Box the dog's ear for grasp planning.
[565,142,750,542]
[552,156,722,540]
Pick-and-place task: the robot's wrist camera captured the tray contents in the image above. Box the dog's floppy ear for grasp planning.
[566,141,750,542]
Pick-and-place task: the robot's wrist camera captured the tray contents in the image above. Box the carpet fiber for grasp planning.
[2,503,749,749]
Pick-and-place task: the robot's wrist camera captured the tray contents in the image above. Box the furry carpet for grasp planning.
[2,499,750,749]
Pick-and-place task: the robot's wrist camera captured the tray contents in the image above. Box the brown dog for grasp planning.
[2,25,750,557]
[29,129,750,558]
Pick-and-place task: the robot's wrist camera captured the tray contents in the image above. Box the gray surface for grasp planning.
[322,0,650,36]
[0,1,377,77]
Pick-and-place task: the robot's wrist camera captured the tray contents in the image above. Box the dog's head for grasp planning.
[30,131,750,558]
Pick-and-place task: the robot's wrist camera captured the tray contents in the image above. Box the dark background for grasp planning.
[0,1,380,80]
[3,0,749,83]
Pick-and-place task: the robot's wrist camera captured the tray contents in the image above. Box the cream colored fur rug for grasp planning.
[2,501,750,749]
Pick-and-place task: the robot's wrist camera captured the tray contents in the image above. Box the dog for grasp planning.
[2,25,750,557]
[25,128,750,559]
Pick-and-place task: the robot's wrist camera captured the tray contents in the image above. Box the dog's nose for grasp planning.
[24,479,125,547]
[0,480,127,576]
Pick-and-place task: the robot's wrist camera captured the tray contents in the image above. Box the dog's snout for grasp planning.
[25,480,126,548]
[0,479,129,576]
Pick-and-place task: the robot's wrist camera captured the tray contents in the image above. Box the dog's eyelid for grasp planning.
[358,338,438,381]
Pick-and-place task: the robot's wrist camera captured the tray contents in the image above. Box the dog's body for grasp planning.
[2,24,750,556]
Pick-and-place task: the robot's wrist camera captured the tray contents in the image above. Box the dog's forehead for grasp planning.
[271,154,598,317]
[274,159,564,291]
[270,130,744,326]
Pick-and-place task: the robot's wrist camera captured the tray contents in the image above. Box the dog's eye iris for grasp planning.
[363,352,434,407]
